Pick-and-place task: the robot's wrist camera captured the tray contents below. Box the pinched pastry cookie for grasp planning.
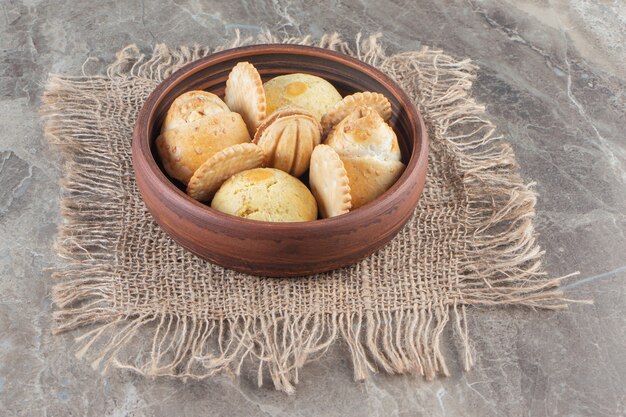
[155,62,404,221]
[253,107,322,177]
[309,144,352,218]
[264,73,342,122]
[156,112,251,185]
[186,143,266,202]
[325,106,401,161]
[161,90,230,133]
[211,168,318,222]
[225,62,267,136]
[340,157,405,209]
[321,91,392,136]
[325,106,405,210]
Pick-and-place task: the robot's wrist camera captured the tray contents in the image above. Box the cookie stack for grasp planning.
[155,62,405,222]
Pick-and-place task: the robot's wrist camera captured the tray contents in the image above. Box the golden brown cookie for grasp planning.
[224,62,266,136]
[325,106,401,161]
[211,168,317,222]
[309,144,352,218]
[340,156,405,209]
[264,73,342,122]
[155,112,251,185]
[321,92,392,135]
[161,90,230,133]
[186,143,265,202]
[252,107,305,140]
[253,108,322,177]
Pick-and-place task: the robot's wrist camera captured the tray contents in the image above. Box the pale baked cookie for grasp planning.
[186,143,265,202]
[309,144,352,218]
[325,106,401,162]
[211,168,317,222]
[253,107,322,177]
[264,73,342,122]
[321,92,392,135]
[224,62,266,136]
[161,90,230,133]
[155,112,251,185]
[341,157,404,209]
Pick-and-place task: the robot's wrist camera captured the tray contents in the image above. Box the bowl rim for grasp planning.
[133,43,429,232]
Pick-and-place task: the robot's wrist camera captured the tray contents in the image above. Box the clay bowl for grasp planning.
[132,44,428,277]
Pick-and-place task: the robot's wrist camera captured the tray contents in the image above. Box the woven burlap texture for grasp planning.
[42,33,572,394]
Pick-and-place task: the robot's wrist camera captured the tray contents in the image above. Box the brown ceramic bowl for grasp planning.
[132,44,428,277]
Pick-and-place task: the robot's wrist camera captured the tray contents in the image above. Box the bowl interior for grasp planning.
[144,45,423,220]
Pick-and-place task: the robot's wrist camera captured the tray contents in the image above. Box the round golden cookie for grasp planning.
[155,112,251,185]
[264,73,342,122]
[253,108,322,177]
[186,143,266,202]
[211,168,317,222]
[161,90,230,133]
[325,106,401,162]
[224,62,266,136]
[321,92,392,135]
[340,156,404,209]
[309,144,352,218]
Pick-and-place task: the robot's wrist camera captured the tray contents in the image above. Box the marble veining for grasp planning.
[1,0,625,415]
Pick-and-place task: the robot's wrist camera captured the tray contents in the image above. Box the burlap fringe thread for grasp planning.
[41,32,581,394]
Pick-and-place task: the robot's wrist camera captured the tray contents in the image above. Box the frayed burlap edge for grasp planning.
[41,32,583,394]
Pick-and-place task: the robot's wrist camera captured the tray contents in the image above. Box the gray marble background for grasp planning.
[1,0,625,416]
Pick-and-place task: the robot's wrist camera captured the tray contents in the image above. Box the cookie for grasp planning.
[254,107,322,177]
[211,168,318,222]
[321,92,392,135]
[161,90,230,133]
[325,106,401,162]
[340,156,405,209]
[309,144,352,218]
[224,62,266,136]
[155,111,251,185]
[186,143,266,202]
[264,73,342,122]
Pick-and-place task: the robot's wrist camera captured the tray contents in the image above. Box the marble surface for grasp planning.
[1,0,625,415]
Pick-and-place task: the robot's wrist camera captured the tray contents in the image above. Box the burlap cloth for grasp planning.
[41,33,573,393]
